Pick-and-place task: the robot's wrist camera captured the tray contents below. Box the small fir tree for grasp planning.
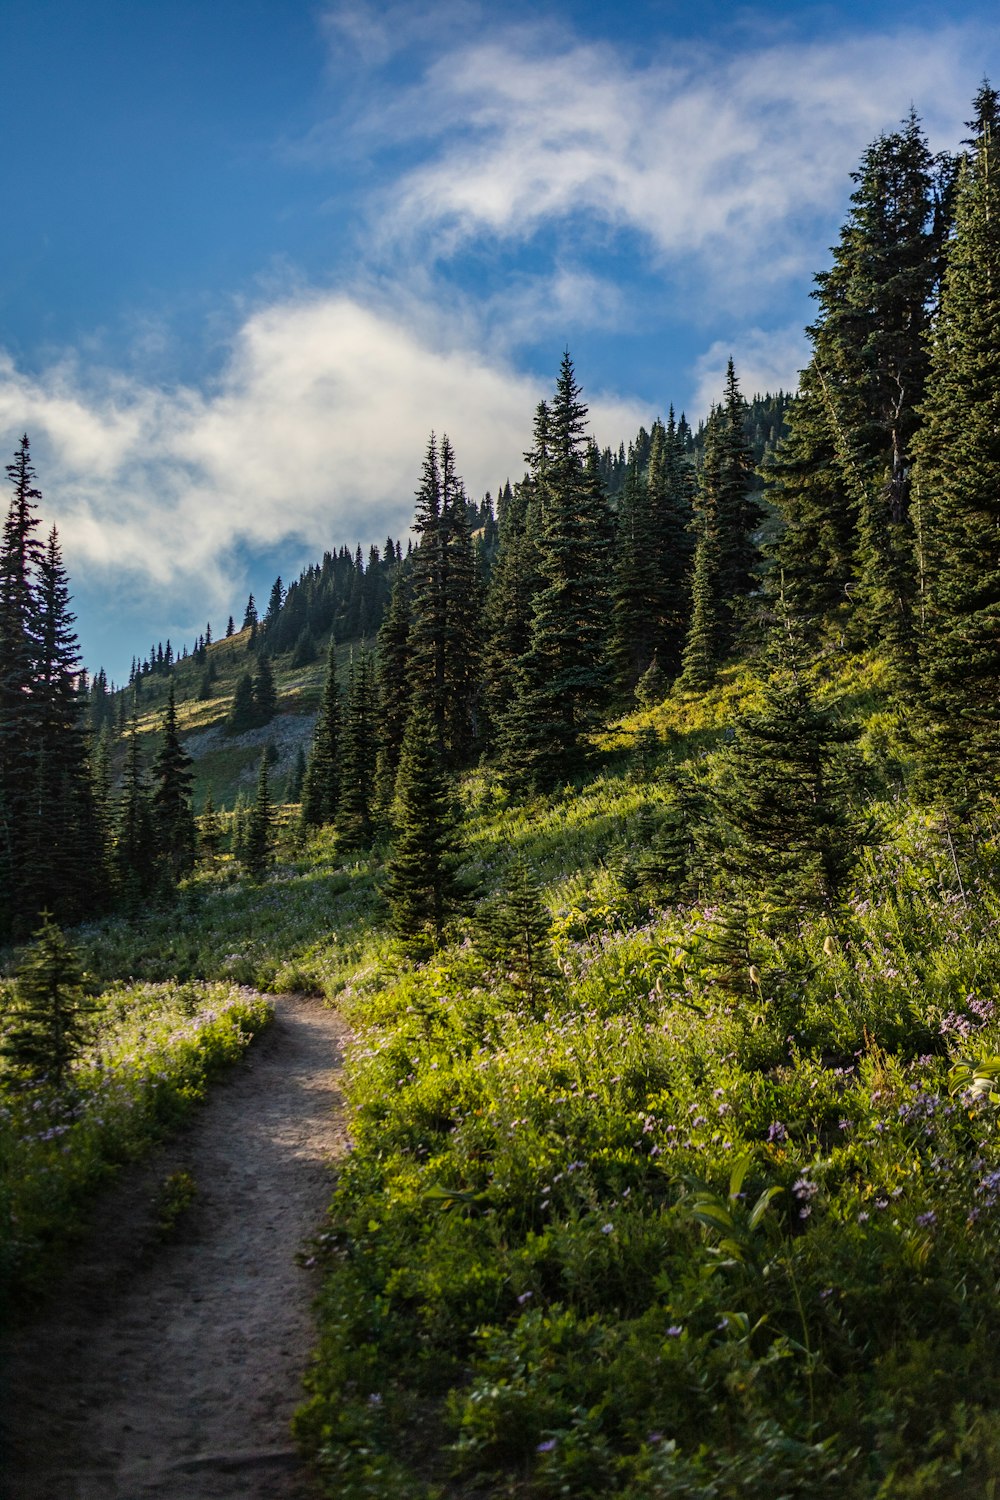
[151,684,196,885]
[300,638,341,830]
[475,854,558,1013]
[385,705,465,957]
[243,751,273,879]
[1,914,94,1088]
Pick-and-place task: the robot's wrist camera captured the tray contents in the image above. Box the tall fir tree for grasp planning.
[766,113,954,666]
[300,637,341,830]
[0,436,44,933]
[482,411,546,746]
[679,364,758,689]
[373,571,414,818]
[21,527,102,926]
[913,82,1000,805]
[609,411,696,692]
[384,704,465,957]
[244,750,273,879]
[115,715,157,908]
[337,650,377,848]
[407,434,483,765]
[499,355,611,788]
[151,683,196,885]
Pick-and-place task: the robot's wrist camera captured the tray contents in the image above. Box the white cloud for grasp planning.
[352,23,977,301]
[0,295,647,618]
[689,326,810,421]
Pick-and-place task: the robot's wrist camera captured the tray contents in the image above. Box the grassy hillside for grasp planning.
[110,625,361,811]
[52,648,1000,1497]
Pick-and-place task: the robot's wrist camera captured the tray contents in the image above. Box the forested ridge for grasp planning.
[2,84,1000,1497]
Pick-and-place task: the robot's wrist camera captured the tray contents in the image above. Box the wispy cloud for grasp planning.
[0,296,646,611]
[339,22,976,305]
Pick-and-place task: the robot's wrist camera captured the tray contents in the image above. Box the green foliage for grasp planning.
[243,750,273,879]
[384,706,466,957]
[0,980,271,1306]
[913,93,1000,806]
[1,915,94,1087]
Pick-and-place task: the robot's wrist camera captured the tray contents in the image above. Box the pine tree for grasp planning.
[227,671,257,734]
[679,364,759,687]
[373,572,414,819]
[767,113,953,664]
[499,356,611,788]
[384,704,465,956]
[253,655,278,724]
[407,434,483,765]
[706,641,862,923]
[21,526,102,926]
[609,412,696,692]
[115,716,157,908]
[338,651,377,848]
[243,750,273,879]
[198,791,224,868]
[1,914,94,1088]
[300,637,341,830]
[913,82,1000,805]
[482,418,546,746]
[0,436,44,933]
[151,684,196,885]
[287,743,307,803]
[475,853,558,1013]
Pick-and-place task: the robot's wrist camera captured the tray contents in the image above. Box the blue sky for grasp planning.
[1,0,997,679]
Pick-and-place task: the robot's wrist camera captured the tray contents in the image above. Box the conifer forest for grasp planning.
[3,85,1000,1497]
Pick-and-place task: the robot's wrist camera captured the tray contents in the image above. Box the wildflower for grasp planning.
[601,1223,614,1234]
[666,1325,683,1337]
[767,1122,788,1143]
[915,1210,937,1228]
[537,1439,557,1453]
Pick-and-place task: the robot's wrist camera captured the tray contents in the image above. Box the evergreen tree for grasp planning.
[253,655,278,724]
[21,527,102,926]
[384,704,465,956]
[482,418,546,746]
[499,356,611,788]
[227,671,257,734]
[913,82,1000,805]
[287,743,307,803]
[766,113,953,665]
[114,717,156,908]
[338,651,377,848]
[679,364,759,687]
[151,684,196,885]
[373,572,414,819]
[706,642,862,923]
[1,914,94,1088]
[475,853,558,1013]
[243,751,273,879]
[0,436,44,932]
[609,412,695,691]
[407,434,483,765]
[226,615,235,638]
[242,594,258,631]
[198,791,224,868]
[300,637,341,830]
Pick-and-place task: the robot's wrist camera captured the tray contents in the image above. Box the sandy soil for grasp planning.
[0,994,350,1500]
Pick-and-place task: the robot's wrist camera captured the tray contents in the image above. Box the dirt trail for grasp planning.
[1,994,350,1500]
